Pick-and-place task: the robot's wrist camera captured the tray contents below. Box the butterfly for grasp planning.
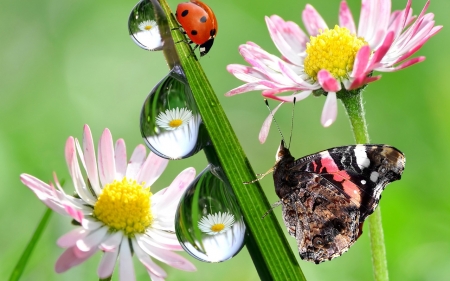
[268,140,405,263]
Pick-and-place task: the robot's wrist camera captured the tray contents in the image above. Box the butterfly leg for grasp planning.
[243,167,275,184]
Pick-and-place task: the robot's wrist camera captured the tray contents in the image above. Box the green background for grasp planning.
[1,0,448,280]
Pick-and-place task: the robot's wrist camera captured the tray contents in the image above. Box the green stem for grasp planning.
[157,1,306,280]
[340,92,389,281]
[9,208,52,281]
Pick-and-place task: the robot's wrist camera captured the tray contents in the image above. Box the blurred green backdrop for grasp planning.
[1,0,449,280]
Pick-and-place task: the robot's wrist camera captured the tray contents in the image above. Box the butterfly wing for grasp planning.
[293,144,405,221]
[280,172,361,263]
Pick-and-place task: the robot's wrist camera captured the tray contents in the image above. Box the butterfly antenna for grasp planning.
[287,97,296,149]
[264,99,285,143]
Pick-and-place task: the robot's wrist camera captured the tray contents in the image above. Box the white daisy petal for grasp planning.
[119,237,135,281]
[97,248,118,279]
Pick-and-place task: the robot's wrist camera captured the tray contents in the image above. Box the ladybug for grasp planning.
[175,0,217,57]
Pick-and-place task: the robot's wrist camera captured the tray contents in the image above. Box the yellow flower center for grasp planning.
[210,223,225,233]
[168,119,183,128]
[304,25,367,81]
[93,177,153,237]
[144,25,153,31]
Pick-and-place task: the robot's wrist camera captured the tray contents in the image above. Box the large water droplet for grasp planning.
[140,65,207,159]
[128,0,163,50]
[175,164,246,262]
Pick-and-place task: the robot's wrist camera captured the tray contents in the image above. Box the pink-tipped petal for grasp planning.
[225,82,271,97]
[351,45,371,78]
[137,152,169,187]
[132,239,167,278]
[57,228,88,248]
[119,238,136,281]
[65,137,96,205]
[82,125,101,194]
[302,4,328,36]
[227,64,269,82]
[265,15,306,65]
[55,246,97,273]
[259,102,283,144]
[155,167,196,212]
[98,248,119,279]
[64,205,84,223]
[339,1,356,34]
[21,174,54,199]
[98,129,116,186]
[358,0,391,49]
[76,227,108,252]
[115,139,127,179]
[126,144,147,179]
[321,92,338,127]
[348,75,381,90]
[317,70,341,92]
[378,57,425,72]
[139,243,196,271]
[100,231,123,251]
[367,31,395,72]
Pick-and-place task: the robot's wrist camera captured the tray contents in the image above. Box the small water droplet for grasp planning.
[175,164,246,262]
[140,65,206,159]
[128,0,163,50]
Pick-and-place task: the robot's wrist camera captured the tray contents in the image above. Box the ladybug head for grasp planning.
[199,38,214,57]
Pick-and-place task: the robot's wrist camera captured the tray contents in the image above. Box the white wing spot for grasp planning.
[370,171,379,182]
[361,180,366,185]
[354,145,370,169]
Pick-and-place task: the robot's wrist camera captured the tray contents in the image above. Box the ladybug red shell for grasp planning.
[176,0,218,56]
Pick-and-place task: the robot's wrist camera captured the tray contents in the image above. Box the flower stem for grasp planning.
[340,92,389,281]
[9,208,52,281]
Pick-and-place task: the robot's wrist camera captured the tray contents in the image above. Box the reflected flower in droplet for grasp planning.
[128,0,163,50]
[156,107,193,131]
[146,114,202,159]
[175,165,246,263]
[141,65,207,160]
[138,19,157,32]
[198,212,235,235]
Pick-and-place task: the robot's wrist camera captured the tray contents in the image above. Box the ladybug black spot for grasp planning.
[210,29,216,36]
[191,30,198,36]
[199,16,207,23]
[181,10,189,17]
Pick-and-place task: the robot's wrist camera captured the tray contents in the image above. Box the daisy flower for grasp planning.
[183,211,244,262]
[198,212,235,235]
[226,0,441,142]
[145,113,202,160]
[131,19,162,50]
[138,20,158,32]
[155,107,193,131]
[20,125,196,281]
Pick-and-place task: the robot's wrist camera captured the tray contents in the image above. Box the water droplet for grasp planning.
[128,0,163,50]
[175,164,246,262]
[140,65,206,159]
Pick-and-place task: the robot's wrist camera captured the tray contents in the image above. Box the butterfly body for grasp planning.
[273,141,405,263]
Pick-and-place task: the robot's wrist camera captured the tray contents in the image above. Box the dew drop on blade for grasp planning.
[140,65,206,159]
[128,0,164,50]
[175,164,246,262]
